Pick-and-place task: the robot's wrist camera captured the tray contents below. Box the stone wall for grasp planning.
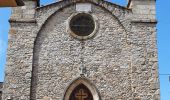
[2,0,37,99]
[0,82,3,100]
[2,0,160,100]
[33,4,131,100]
[128,0,156,22]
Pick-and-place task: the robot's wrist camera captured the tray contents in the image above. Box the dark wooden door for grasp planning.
[69,84,93,100]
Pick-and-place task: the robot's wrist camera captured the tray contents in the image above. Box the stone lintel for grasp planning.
[131,19,157,23]
[9,18,36,23]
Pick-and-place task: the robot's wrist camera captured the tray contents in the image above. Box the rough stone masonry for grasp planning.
[0,82,2,100]
[2,0,160,100]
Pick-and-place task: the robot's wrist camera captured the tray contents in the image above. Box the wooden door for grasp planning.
[69,84,93,100]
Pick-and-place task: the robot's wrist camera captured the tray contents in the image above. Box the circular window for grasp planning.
[69,13,96,39]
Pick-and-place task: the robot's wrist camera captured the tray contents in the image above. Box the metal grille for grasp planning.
[70,14,95,36]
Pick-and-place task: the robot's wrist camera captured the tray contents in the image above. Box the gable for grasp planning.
[35,0,131,36]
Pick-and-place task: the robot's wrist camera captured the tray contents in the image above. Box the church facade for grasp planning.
[2,0,160,100]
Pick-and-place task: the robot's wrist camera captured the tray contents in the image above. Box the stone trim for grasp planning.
[131,19,157,23]
[66,12,98,40]
[9,18,37,23]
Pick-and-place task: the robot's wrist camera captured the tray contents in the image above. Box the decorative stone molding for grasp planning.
[66,12,98,40]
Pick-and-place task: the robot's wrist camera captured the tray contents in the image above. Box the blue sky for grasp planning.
[0,0,170,99]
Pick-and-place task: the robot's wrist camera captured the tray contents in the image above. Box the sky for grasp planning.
[0,0,170,99]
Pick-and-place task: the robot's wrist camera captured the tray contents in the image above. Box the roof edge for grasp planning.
[37,0,130,10]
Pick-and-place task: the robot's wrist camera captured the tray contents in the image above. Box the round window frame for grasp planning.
[67,13,98,40]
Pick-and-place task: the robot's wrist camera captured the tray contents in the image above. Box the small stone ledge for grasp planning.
[9,18,37,23]
[131,19,157,23]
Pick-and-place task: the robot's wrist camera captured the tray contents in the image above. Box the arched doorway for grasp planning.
[63,77,100,100]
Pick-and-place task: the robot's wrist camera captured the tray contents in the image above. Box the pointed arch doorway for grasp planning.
[63,77,100,100]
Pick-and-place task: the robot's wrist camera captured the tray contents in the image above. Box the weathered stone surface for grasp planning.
[2,0,160,100]
[0,82,2,100]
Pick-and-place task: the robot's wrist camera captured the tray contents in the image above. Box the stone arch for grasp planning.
[30,1,130,99]
[63,77,100,100]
